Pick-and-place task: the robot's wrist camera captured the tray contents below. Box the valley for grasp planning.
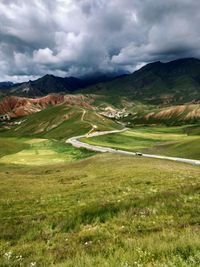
[0,58,200,267]
[1,0,200,265]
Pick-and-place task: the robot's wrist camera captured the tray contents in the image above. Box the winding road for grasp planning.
[67,128,200,166]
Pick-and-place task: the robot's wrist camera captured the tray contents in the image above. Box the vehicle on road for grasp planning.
[136,152,143,156]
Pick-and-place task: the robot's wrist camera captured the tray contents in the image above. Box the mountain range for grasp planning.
[1,58,200,106]
[0,73,122,98]
[84,58,200,105]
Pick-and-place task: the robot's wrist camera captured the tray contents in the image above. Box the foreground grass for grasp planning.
[81,126,200,159]
[0,153,200,266]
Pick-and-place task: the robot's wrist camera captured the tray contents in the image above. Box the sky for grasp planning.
[0,0,200,82]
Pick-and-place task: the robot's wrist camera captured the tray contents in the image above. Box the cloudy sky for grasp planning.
[0,0,200,82]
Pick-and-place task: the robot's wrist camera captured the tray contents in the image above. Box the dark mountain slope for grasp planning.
[0,82,14,88]
[83,58,200,105]
[0,82,16,98]
[8,75,74,97]
[1,73,121,97]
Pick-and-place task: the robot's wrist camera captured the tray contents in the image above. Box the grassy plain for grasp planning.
[81,126,200,159]
[0,153,200,267]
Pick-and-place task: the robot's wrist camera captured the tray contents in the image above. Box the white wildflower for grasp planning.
[4,251,12,260]
[30,262,36,266]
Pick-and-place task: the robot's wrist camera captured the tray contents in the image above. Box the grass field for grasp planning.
[0,115,200,266]
[0,137,96,165]
[80,126,200,160]
[0,153,200,266]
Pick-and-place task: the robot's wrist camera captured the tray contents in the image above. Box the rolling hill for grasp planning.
[0,99,122,140]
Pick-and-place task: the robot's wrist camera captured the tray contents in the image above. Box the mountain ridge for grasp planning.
[1,57,200,106]
[82,57,200,104]
[0,73,122,97]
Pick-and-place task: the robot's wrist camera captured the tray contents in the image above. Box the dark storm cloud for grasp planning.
[0,0,200,82]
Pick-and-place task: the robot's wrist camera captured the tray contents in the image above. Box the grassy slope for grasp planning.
[126,104,200,126]
[0,154,200,266]
[0,103,122,140]
[81,126,200,159]
[185,124,200,135]
[145,138,200,159]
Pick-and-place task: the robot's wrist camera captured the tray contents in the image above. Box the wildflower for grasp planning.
[84,240,92,245]
[16,255,23,261]
[4,251,12,260]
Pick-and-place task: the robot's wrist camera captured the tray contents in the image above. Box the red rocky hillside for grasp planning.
[0,94,93,118]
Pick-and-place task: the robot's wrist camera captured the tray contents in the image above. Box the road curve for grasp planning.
[66,129,200,166]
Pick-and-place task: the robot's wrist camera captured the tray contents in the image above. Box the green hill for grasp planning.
[0,103,122,140]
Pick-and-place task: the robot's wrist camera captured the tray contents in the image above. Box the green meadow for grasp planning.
[0,153,200,267]
[0,124,200,266]
[81,126,200,160]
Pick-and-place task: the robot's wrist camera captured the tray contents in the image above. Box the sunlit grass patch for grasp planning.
[0,138,96,165]
[0,148,71,165]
